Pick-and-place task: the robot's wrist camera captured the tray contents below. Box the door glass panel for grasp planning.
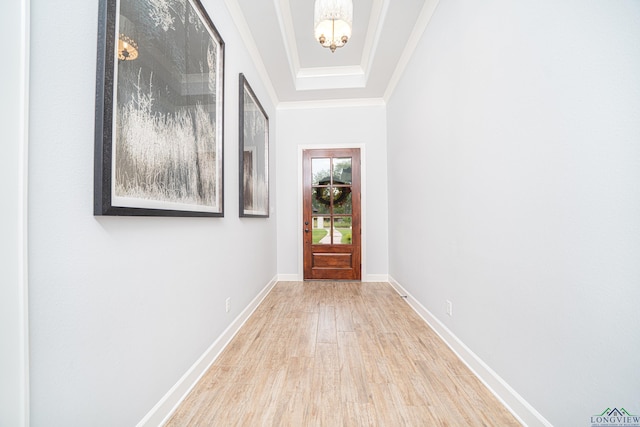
[312,158,331,185]
[312,187,331,215]
[309,156,354,246]
[332,158,352,185]
[312,216,331,245]
[333,217,352,245]
[333,191,352,214]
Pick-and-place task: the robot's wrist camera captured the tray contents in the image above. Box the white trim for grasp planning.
[297,144,367,281]
[383,0,441,102]
[360,0,389,82]
[273,0,300,82]
[278,274,387,283]
[0,0,30,425]
[20,2,30,424]
[387,276,552,427]
[275,0,386,92]
[363,274,388,283]
[295,66,366,91]
[278,274,302,282]
[278,98,385,110]
[222,0,280,107]
[136,276,279,427]
[296,65,364,79]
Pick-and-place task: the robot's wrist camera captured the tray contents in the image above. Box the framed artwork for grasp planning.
[239,73,269,217]
[94,0,225,216]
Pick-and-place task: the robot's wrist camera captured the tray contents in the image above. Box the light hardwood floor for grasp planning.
[166,282,521,426]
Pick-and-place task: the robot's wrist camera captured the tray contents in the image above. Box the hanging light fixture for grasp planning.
[118,34,138,61]
[314,0,353,53]
[117,15,139,61]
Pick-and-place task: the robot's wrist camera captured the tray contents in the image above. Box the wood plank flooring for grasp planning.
[165,282,521,426]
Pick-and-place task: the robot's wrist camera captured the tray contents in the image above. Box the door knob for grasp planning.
[304,228,309,233]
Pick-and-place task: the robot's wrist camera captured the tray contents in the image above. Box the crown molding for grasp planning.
[223,0,280,107]
[277,97,386,110]
[360,0,389,81]
[297,65,364,78]
[227,0,440,106]
[295,65,365,91]
[273,0,300,82]
[383,0,441,102]
[275,0,388,92]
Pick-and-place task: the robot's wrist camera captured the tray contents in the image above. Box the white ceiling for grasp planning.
[225,0,441,104]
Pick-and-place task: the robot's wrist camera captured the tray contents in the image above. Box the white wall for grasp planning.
[276,102,388,280]
[387,0,640,425]
[28,0,277,425]
[0,1,29,426]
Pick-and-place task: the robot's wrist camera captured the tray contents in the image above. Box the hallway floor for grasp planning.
[166,281,521,426]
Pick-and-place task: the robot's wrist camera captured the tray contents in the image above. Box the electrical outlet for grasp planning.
[225,297,230,313]
[446,300,453,316]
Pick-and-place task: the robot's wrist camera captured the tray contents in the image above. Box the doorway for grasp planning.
[303,148,361,280]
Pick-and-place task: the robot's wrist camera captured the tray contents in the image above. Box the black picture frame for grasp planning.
[239,73,269,218]
[94,0,225,216]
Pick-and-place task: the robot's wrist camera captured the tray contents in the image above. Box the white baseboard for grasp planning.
[277,273,302,282]
[388,276,552,427]
[136,275,279,427]
[278,274,389,282]
[363,274,389,282]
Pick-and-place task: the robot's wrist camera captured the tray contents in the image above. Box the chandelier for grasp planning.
[118,34,138,61]
[118,15,139,61]
[314,0,353,53]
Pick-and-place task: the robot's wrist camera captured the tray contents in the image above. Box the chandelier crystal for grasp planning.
[314,0,353,53]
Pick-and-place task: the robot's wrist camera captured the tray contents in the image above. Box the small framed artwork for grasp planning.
[94,0,225,216]
[239,73,269,218]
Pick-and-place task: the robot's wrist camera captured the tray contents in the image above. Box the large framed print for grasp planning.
[239,73,269,218]
[94,0,224,216]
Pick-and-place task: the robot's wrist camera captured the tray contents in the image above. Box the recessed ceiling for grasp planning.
[226,0,440,104]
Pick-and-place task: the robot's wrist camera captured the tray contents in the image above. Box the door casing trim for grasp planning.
[0,1,31,425]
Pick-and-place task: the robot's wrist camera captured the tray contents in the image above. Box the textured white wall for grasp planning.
[276,103,388,280]
[28,0,277,425]
[0,1,29,426]
[387,0,640,425]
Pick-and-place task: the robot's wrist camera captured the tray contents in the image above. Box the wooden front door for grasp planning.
[303,148,361,280]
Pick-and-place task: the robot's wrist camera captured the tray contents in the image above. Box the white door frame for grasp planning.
[0,0,30,425]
